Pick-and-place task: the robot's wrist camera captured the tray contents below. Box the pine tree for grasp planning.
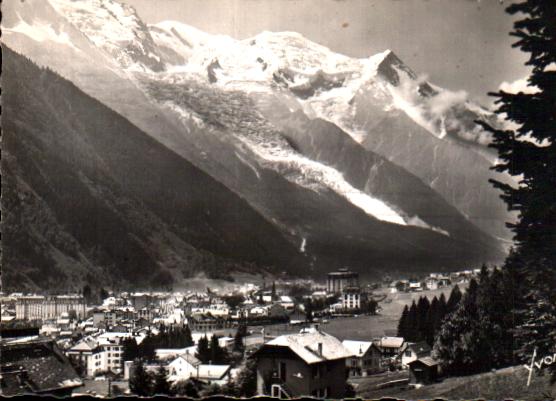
[406,301,418,342]
[183,324,194,347]
[196,335,211,363]
[477,0,556,361]
[416,296,431,342]
[210,335,221,364]
[305,299,314,323]
[425,297,439,346]
[153,365,171,395]
[433,280,483,375]
[435,293,448,333]
[234,324,247,354]
[397,305,409,339]
[235,358,258,397]
[122,337,139,362]
[210,335,229,364]
[446,284,462,314]
[129,360,153,396]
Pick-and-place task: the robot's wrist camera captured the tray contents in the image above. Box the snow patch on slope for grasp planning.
[4,15,81,52]
[240,135,407,226]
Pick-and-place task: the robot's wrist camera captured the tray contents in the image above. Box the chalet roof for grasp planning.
[378,336,405,349]
[0,339,82,395]
[69,337,98,352]
[263,331,352,364]
[409,356,439,367]
[342,340,374,356]
[407,341,431,357]
[175,353,201,367]
[196,364,231,380]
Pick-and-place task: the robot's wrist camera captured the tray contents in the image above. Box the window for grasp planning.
[312,364,322,379]
[279,362,286,380]
[405,351,412,357]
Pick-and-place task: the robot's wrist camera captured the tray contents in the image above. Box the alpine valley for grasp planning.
[1,0,514,291]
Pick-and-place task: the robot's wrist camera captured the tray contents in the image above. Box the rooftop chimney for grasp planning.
[317,342,323,356]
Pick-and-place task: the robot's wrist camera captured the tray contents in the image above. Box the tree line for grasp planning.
[433,267,515,375]
[122,325,194,361]
[397,285,462,346]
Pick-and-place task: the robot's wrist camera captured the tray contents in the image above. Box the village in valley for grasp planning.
[0,267,481,398]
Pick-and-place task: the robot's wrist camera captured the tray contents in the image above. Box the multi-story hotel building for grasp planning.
[15,295,86,320]
[326,268,359,294]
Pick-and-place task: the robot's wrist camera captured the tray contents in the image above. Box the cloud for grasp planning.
[499,77,539,94]
[428,89,468,115]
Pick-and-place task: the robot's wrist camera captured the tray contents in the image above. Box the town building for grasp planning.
[400,341,432,367]
[341,287,361,311]
[342,340,382,376]
[408,281,422,292]
[376,336,406,358]
[252,329,352,398]
[167,353,202,382]
[408,356,439,385]
[156,346,197,361]
[424,276,451,291]
[188,314,232,332]
[196,364,232,386]
[326,268,359,294]
[66,335,126,377]
[1,337,82,396]
[15,295,86,320]
[279,295,295,311]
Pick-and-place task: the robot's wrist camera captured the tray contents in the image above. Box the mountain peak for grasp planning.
[49,0,167,71]
[375,49,417,85]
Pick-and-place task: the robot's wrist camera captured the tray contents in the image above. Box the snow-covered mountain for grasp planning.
[2,0,508,288]
[147,20,514,240]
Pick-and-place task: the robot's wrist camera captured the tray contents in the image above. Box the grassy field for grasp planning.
[242,285,459,342]
[356,365,556,400]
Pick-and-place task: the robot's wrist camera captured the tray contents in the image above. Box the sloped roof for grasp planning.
[0,339,82,395]
[409,356,439,367]
[407,341,431,357]
[264,331,352,364]
[378,336,405,348]
[177,352,201,367]
[69,337,98,352]
[342,340,374,356]
[196,364,231,380]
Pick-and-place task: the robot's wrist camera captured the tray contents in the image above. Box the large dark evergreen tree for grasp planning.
[196,335,211,363]
[153,366,171,395]
[477,0,556,361]
[425,297,439,346]
[446,285,462,314]
[122,337,139,362]
[209,335,228,364]
[416,296,431,341]
[397,305,409,339]
[129,360,153,396]
[406,300,419,342]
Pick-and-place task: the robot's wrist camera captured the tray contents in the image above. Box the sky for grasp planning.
[125,0,530,105]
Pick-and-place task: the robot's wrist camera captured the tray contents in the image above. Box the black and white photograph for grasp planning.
[1,0,555,398]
